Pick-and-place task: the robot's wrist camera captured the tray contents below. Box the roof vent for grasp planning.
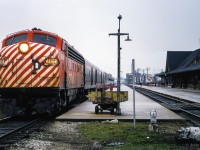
[32,27,42,31]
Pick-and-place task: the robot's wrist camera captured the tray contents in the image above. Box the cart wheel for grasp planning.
[119,108,121,115]
[110,108,114,114]
[116,108,121,115]
[95,105,99,114]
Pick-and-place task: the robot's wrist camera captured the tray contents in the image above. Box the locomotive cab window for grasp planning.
[33,34,57,47]
[6,34,28,46]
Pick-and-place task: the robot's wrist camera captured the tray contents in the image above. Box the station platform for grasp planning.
[56,85,183,121]
[138,85,200,103]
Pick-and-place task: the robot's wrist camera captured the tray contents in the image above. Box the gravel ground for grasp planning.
[8,121,92,150]
[6,120,200,150]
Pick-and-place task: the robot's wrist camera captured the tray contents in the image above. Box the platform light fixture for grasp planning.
[125,35,132,41]
[109,14,132,115]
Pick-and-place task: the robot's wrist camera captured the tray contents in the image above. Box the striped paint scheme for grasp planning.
[0,42,60,88]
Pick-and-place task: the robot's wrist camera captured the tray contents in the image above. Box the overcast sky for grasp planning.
[1,0,200,77]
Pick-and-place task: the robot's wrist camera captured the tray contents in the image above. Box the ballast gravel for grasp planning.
[8,121,92,150]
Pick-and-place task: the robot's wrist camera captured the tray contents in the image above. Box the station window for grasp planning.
[192,54,200,65]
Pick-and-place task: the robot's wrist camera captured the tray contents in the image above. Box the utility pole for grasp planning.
[142,69,145,84]
[146,67,150,76]
[132,59,136,129]
[199,38,200,48]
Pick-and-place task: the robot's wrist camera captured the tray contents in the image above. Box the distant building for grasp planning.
[157,49,200,89]
[125,72,142,84]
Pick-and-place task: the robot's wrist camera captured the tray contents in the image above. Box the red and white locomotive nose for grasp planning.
[0,40,60,88]
[0,28,62,115]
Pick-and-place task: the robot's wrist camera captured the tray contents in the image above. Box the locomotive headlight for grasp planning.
[18,41,30,54]
[44,58,59,66]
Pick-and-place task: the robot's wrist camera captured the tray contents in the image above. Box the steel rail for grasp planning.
[0,116,12,122]
[0,118,41,140]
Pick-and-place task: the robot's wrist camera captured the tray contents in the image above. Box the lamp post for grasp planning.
[109,14,132,115]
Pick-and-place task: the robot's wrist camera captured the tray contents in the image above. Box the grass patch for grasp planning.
[78,121,190,149]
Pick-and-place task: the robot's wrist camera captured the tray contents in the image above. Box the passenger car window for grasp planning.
[33,34,57,47]
[6,34,28,46]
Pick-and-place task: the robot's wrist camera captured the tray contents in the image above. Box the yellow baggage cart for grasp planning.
[87,85,128,114]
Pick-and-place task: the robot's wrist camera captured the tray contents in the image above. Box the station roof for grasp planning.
[155,72,165,77]
[166,49,200,75]
[165,51,192,73]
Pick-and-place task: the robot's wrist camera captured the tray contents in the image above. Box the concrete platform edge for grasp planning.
[55,118,185,122]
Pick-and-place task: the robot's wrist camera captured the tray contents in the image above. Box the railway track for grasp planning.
[0,116,45,149]
[128,85,200,125]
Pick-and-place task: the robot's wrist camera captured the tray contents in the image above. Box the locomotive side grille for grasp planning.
[68,47,84,64]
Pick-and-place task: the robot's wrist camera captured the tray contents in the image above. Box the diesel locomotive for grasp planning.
[0,28,113,116]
